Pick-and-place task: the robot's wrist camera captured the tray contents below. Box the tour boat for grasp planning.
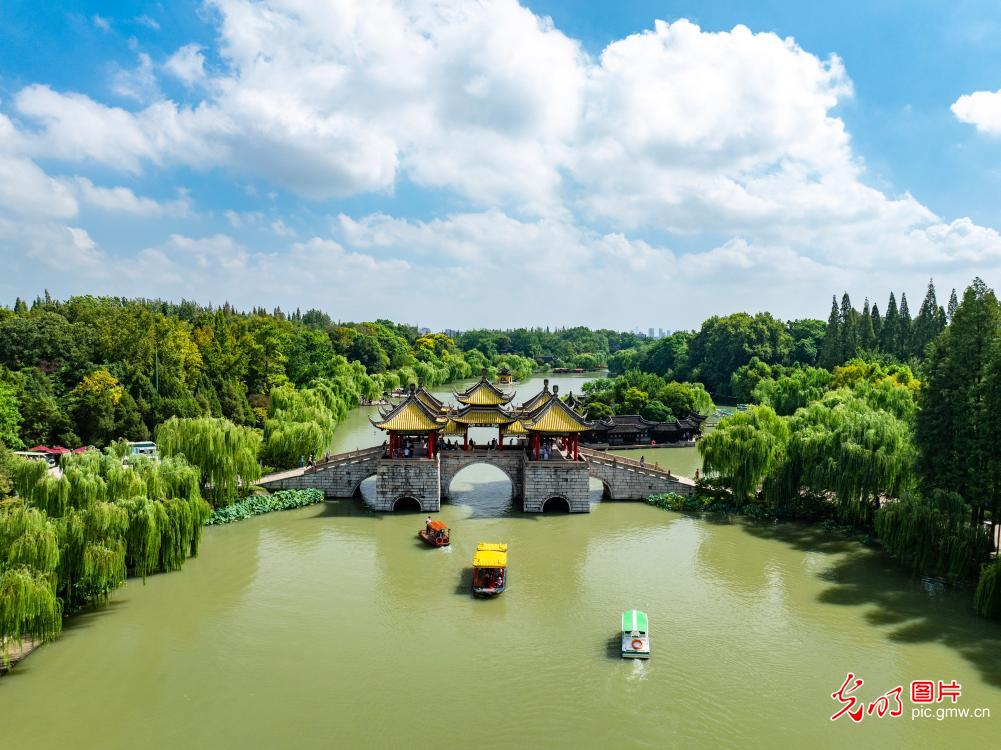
[472,543,507,596]
[621,609,650,659]
[418,520,450,547]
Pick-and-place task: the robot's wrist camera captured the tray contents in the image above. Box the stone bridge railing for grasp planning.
[579,447,694,500]
[258,445,385,497]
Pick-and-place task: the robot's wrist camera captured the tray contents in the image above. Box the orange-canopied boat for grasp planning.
[419,520,450,547]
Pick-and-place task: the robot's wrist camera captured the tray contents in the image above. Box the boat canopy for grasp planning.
[473,542,507,568]
[621,610,648,634]
[427,520,448,532]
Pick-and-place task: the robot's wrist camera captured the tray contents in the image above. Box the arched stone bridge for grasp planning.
[257,445,693,513]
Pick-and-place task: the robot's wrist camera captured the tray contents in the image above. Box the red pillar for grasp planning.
[534,433,540,460]
[463,428,468,450]
[574,434,579,461]
[498,426,503,450]
[428,431,435,459]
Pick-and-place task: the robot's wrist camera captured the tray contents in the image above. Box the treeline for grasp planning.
[697,278,1001,619]
[0,296,547,466]
[456,326,643,370]
[817,280,952,367]
[613,280,956,398]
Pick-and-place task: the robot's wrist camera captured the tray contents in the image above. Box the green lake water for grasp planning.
[2,375,999,748]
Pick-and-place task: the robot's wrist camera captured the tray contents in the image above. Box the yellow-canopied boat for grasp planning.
[472,543,507,596]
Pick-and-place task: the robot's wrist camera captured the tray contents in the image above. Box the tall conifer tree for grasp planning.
[898,293,913,359]
[839,293,859,361]
[859,298,875,351]
[819,296,841,369]
[881,292,899,355]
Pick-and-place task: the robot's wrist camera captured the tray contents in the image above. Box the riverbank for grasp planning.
[1,638,39,674]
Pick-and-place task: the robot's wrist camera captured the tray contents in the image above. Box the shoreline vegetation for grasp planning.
[3,276,1001,674]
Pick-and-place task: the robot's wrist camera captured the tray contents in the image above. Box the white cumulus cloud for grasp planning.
[952,88,1001,135]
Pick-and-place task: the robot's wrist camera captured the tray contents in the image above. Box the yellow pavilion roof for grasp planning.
[415,385,444,411]
[520,383,552,412]
[371,396,446,432]
[442,419,467,435]
[473,542,508,568]
[455,374,513,406]
[504,420,528,435]
[523,397,592,434]
[451,405,517,426]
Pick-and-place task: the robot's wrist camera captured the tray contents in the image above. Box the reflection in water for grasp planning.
[2,378,998,749]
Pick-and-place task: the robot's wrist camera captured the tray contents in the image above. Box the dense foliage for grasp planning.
[0,449,211,650]
[685,278,1000,619]
[579,371,714,421]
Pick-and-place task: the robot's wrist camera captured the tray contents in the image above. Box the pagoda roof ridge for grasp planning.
[371,386,447,432]
[454,369,514,405]
[522,389,592,434]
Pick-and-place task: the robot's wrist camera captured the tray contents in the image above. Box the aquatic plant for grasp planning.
[207,488,324,525]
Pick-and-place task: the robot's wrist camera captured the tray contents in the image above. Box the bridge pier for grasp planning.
[374,457,440,512]
[523,459,590,513]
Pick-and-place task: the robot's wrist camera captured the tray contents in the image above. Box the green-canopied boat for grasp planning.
[621,610,650,659]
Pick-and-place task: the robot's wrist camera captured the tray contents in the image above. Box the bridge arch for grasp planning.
[446,460,517,492]
[392,496,423,512]
[541,495,571,513]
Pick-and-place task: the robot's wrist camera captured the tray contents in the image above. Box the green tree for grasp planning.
[858,298,875,351]
[898,293,913,358]
[819,296,841,369]
[698,406,789,503]
[916,278,1000,529]
[0,382,23,449]
[156,417,262,506]
[687,313,792,395]
[911,279,945,358]
[839,293,859,361]
[881,292,899,356]
[767,391,916,525]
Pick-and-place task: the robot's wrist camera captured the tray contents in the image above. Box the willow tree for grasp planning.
[698,406,789,504]
[0,567,62,649]
[768,391,916,525]
[875,490,991,582]
[261,385,338,468]
[0,500,62,647]
[156,417,261,506]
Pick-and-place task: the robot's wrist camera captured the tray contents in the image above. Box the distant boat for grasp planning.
[621,609,650,659]
[472,543,507,596]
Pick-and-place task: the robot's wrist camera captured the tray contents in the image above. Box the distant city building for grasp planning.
[648,327,655,338]
[419,327,431,335]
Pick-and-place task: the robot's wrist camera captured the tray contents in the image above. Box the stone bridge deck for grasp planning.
[257,444,694,513]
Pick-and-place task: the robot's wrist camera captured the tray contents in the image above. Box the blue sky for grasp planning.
[2,0,1001,329]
